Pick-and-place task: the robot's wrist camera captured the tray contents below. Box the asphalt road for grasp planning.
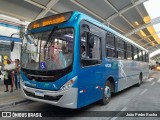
[1,70,160,120]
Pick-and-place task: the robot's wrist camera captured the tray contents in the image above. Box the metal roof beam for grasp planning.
[103,0,148,24]
[24,0,125,34]
[134,31,160,47]
[104,0,151,46]
[124,16,160,37]
[104,0,119,13]
[135,31,160,42]
[70,0,125,33]
[70,0,104,21]
[103,0,134,34]
[131,0,144,18]
[137,40,150,47]
[130,0,154,47]
[147,44,160,51]
[136,39,151,46]
[109,24,125,33]
[0,10,32,22]
[104,0,134,27]
[103,0,135,33]
[0,14,28,26]
[36,0,59,20]
[121,16,134,27]
[142,42,152,47]
[24,0,58,15]
[129,0,160,51]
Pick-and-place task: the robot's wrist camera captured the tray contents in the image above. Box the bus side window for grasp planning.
[81,32,102,67]
[143,51,145,62]
[117,39,125,59]
[106,33,116,58]
[146,53,149,62]
[139,50,143,61]
[133,47,138,61]
[80,32,87,59]
[88,33,101,60]
[126,43,132,60]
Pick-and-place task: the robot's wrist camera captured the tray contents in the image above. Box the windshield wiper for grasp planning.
[43,26,58,60]
[47,26,58,43]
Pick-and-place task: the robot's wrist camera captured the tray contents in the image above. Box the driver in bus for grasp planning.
[81,45,86,58]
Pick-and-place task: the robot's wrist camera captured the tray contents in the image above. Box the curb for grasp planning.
[0,99,29,109]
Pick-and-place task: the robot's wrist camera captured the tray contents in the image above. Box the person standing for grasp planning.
[81,45,86,58]
[14,59,20,90]
[3,59,15,92]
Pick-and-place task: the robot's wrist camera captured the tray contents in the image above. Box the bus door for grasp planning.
[78,24,104,106]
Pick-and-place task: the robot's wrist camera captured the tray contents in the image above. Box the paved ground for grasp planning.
[0,70,160,120]
[0,79,27,108]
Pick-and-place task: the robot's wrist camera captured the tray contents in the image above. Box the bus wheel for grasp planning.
[137,73,142,87]
[100,81,111,105]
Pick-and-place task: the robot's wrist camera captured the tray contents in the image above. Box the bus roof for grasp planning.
[27,11,148,52]
[73,11,148,52]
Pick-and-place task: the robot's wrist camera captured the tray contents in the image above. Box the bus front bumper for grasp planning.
[20,82,78,109]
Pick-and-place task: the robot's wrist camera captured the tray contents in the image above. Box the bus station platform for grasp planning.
[0,79,28,109]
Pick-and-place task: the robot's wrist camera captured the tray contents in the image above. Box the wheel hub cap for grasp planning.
[104,86,111,98]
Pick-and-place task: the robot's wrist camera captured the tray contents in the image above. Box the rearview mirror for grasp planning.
[10,40,14,52]
[88,34,94,48]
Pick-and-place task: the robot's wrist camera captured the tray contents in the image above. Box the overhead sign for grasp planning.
[28,12,72,30]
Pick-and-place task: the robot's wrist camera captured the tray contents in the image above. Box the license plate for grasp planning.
[34,91,44,97]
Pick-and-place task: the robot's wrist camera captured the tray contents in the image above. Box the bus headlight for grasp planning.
[60,76,77,91]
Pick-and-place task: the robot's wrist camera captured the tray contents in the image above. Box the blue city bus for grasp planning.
[20,11,149,109]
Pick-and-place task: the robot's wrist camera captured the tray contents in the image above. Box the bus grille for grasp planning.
[21,65,72,82]
[24,90,62,101]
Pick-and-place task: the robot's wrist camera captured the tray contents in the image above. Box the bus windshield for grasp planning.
[21,28,74,70]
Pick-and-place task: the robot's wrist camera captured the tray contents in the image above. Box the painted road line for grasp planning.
[146,78,154,82]
[110,107,127,120]
[157,79,160,83]
[140,89,148,95]
[151,82,155,86]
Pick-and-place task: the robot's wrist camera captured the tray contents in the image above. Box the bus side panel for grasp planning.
[117,60,139,91]
[117,60,149,92]
[77,64,104,108]
[140,62,149,81]
[103,58,119,93]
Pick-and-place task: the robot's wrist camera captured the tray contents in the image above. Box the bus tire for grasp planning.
[100,80,111,105]
[137,73,142,87]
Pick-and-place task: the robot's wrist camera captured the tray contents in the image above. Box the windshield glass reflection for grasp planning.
[21,28,74,70]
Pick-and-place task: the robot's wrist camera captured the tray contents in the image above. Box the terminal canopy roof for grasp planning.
[0,0,160,60]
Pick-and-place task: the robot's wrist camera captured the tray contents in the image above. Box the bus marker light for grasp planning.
[80,90,86,93]
[83,90,86,92]
[96,86,101,89]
